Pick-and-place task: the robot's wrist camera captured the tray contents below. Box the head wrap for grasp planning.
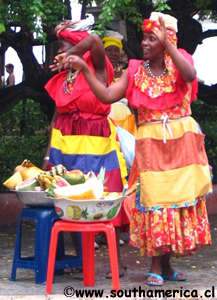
[58,30,90,45]
[142,12,177,46]
[142,12,180,99]
[102,30,123,50]
[55,14,94,45]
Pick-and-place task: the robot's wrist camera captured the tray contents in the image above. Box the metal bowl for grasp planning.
[15,191,54,207]
[51,196,125,222]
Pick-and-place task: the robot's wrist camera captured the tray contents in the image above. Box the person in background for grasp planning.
[43,15,128,278]
[5,63,15,86]
[94,30,136,249]
[60,12,212,286]
[102,30,137,136]
[0,75,5,88]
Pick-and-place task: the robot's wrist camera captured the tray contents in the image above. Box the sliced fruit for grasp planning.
[103,191,110,198]
[54,177,71,187]
[15,177,40,191]
[54,177,103,200]
[3,171,23,190]
[104,192,121,200]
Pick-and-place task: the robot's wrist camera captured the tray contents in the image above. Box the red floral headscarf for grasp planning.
[142,13,178,83]
[142,18,177,46]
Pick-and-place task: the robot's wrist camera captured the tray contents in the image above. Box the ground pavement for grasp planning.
[0,214,217,300]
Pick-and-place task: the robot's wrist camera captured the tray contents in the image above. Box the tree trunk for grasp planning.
[1,9,217,122]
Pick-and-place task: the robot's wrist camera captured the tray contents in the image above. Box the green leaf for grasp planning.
[0,23,5,34]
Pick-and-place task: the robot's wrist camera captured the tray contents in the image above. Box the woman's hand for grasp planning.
[55,20,79,35]
[49,50,83,73]
[158,16,168,47]
[49,53,68,72]
[63,55,87,72]
[158,16,196,82]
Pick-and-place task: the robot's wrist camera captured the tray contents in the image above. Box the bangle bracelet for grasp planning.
[67,48,73,55]
[44,156,49,161]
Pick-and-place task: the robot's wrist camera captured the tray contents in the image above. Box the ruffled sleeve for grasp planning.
[126,49,198,110]
[45,52,114,114]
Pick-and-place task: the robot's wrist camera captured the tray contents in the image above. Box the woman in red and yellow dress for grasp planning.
[62,12,212,286]
[43,17,128,277]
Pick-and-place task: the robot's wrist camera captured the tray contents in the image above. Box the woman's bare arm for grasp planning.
[64,54,128,104]
[159,17,196,82]
[51,34,106,74]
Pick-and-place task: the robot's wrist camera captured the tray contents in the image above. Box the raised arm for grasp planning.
[51,34,106,75]
[159,17,196,82]
[64,54,128,104]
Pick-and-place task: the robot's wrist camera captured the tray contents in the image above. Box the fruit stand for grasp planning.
[3,159,126,222]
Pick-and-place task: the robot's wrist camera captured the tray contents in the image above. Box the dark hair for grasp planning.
[5,63,14,70]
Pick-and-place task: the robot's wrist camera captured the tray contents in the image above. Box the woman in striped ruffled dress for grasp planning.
[62,12,213,286]
[43,16,129,277]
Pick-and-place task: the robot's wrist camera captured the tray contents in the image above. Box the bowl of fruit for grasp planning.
[3,160,127,218]
[53,194,125,222]
[3,159,84,208]
[47,168,127,222]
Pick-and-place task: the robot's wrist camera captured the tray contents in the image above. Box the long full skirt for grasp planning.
[125,116,212,256]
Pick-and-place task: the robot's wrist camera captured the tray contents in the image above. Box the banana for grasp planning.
[37,173,54,190]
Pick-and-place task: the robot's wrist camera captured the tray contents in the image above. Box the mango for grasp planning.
[63,170,85,185]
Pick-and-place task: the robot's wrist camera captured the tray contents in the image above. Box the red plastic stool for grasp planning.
[46,220,120,294]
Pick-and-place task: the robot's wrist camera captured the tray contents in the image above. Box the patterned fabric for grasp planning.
[129,192,211,257]
[142,19,177,46]
[126,49,198,111]
[125,50,212,256]
[144,12,178,34]
[136,89,192,124]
